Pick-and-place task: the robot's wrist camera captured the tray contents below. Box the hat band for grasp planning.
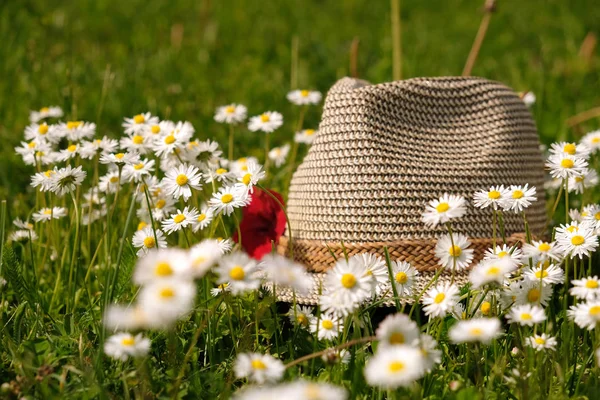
[277,233,529,273]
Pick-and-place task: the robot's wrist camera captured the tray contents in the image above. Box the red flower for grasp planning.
[232,187,286,260]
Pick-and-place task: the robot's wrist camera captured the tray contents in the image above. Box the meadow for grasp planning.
[1,0,600,399]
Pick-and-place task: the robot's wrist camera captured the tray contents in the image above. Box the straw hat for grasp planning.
[276,76,546,304]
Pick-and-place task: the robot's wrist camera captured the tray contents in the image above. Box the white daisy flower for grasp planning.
[143,120,173,138]
[422,282,460,318]
[359,253,388,295]
[321,348,351,365]
[216,252,260,295]
[210,283,231,297]
[163,163,202,201]
[104,305,152,331]
[100,151,140,167]
[57,143,80,162]
[473,185,510,210]
[152,122,193,158]
[581,130,600,153]
[13,218,34,231]
[9,230,38,242]
[217,238,234,254]
[287,305,315,329]
[570,276,600,301]
[32,207,68,222]
[468,259,513,288]
[204,165,236,184]
[268,144,290,167]
[56,120,96,141]
[310,313,343,341]
[188,239,222,279]
[161,207,200,235]
[31,169,57,192]
[132,227,167,256]
[214,104,247,124]
[261,254,312,295]
[522,240,562,263]
[522,263,564,286]
[104,333,150,361]
[376,313,419,348]
[282,380,347,400]
[123,112,159,135]
[389,260,418,297]
[364,345,425,389]
[98,170,123,194]
[237,161,265,193]
[525,334,557,351]
[208,184,250,216]
[294,128,318,144]
[569,169,598,194]
[498,281,522,309]
[122,159,155,183]
[29,106,63,123]
[418,334,441,372]
[516,280,552,307]
[421,193,467,227]
[568,301,600,330]
[503,184,537,212]
[234,353,285,384]
[320,256,372,316]
[120,133,151,155]
[506,304,546,326]
[138,278,196,327]
[449,318,502,344]
[520,91,536,107]
[192,205,214,233]
[79,137,119,159]
[555,221,598,259]
[470,292,496,317]
[435,233,474,270]
[549,141,591,159]
[133,248,190,284]
[229,156,259,175]
[483,244,523,269]
[546,153,588,179]
[248,111,283,133]
[24,122,60,143]
[286,90,322,105]
[583,204,600,232]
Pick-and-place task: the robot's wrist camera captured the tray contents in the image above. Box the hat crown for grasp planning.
[287,76,546,242]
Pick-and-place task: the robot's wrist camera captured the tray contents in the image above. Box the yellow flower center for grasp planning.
[44,170,54,178]
[173,214,186,224]
[449,245,462,257]
[575,177,584,183]
[389,332,405,344]
[155,262,173,276]
[538,243,551,252]
[67,121,82,130]
[242,173,252,185]
[488,190,501,199]
[486,266,500,275]
[121,338,135,346]
[38,124,49,134]
[512,190,524,199]
[251,359,266,370]
[176,174,188,186]
[589,306,600,316]
[159,287,175,298]
[115,153,125,159]
[436,202,450,213]
[470,328,483,336]
[67,144,77,153]
[27,141,37,148]
[300,90,310,97]
[296,314,308,326]
[395,271,408,284]
[225,106,235,113]
[521,313,532,320]
[527,288,541,303]
[132,135,144,145]
[481,301,491,315]
[535,270,549,279]
[43,209,52,215]
[260,114,270,122]
[198,214,207,222]
[40,107,50,113]
[567,225,578,233]
[388,361,405,373]
[134,162,145,170]
[586,280,599,289]
[133,114,145,124]
[241,165,248,172]
[143,236,156,248]
[592,137,600,144]
[164,135,176,144]
[305,129,315,135]
[563,143,577,155]
[221,194,233,204]
[561,159,574,169]
[216,168,227,175]
[571,235,585,246]
[340,273,357,288]
[151,125,161,134]
[137,221,148,230]
[434,293,446,304]
[321,320,334,330]
[109,176,119,183]
[229,266,245,281]
[595,212,600,220]
[155,199,166,209]
[535,337,545,345]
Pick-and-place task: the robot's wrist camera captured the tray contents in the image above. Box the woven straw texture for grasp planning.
[276,76,547,304]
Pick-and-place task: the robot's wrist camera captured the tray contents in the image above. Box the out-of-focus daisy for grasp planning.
[57,143,80,162]
[100,151,140,167]
[470,292,495,317]
[581,130,600,153]
[549,141,591,159]
[449,318,502,344]
[294,128,318,144]
[555,221,598,259]
[522,240,561,263]
[390,260,418,297]
[9,230,38,242]
[13,218,34,231]
[568,301,600,330]
[287,305,315,329]
[122,159,155,183]
[286,90,322,105]
[161,207,200,234]
[569,169,598,194]
[546,153,588,179]
[234,353,285,384]
[123,112,159,135]
[503,184,537,212]
[237,161,265,193]
[192,205,214,233]
[435,233,474,270]
[31,169,57,192]
[152,122,193,158]
[522,263,564,286]
[210,282,231,297]
[570,276,600,301]
[319,257,372,316]
[104,333,150,361]
[98,170,123,194]
[120,133,151,154]
[468,259,513,288]
[376,313,419,348]
[133,248,190,284]
[132,227,167,256]
[216,251,260,295]
[217,238,234,253]
[230,156,259,175]
[583,204,600,232]
[24,122,60,143]
[506,304,546,326]
[104,305,151,331]
[422,282,460,318]
[32,207,68,222]
[483,244,523,269]
[418,334,441,372]
[422,193,467,227]
[268,144,290,167]
[138,278,196,327]
[163,163,202,201]
[261,254,312,295]
[56,120,96,141]
[214,104,247,124]
[29,106,63,123]
[473,185,510,210]
[310,313,343,340]
[525,334,557,351]
[516,280,552,307]
[359,253,388,295]
[248,111,283,133]
[208,185,249,216]
[188,239,222,278]
[520,91,536,107]
[282,380,347,400]
[364,345,425,389]
[321,348,351,365]
[204,164,236,184]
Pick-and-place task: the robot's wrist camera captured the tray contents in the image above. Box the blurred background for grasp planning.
[1,0,599,200]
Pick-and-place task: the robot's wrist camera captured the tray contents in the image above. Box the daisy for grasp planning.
[122,159,155,183]
[147,196,177,223]
[287,305,315,329]
[364,345,425,389]
[516,280,552,307]
[57,143,80,162]
[555,221,598,259]
[389,260,418,297]
[506,304,546,326]
[435,233,474,270]
[310,313,343,340]
[294,128,318,144]
[468,259,513,288]
[359,253,388,295]
[10,230,38,242]
[138,278,196,327]
[234,353,285,384]
[13,218,34,231]
[522,240,562,263]
[24,122,60,143]
[56,120,96,141]
[473,185,510,210]
[376,313,420,347]
[525,334,557,351]
[286,89,322,105]
[320,257,372,315]
[104,333,150,361]
[261,254,312,295]
[163,163,202,201]
[570,276,600,301]
[132,227,167,256]
[546,153,588,179]
[569,169,598,194]
[216,252,260,295]
[100,151,140,167]
[568,301,600,330]
[499,281,522,309]
[520,91,536,107]
[583,204,600,232]
[31,169,57,192]
[422,282,460,318]
[449,318,502,344]
[217,238,234,253]
[133,248,191,284]
[321,348,351,365]
[503,184,537,212]
[248,111,283,133]
[282,381,347,400]
[123,112,159,135]
[268,144,290,167]
[161,207,200,235]
[32,207,68,222]
[79,137,119,159]
[214,104,247,124]
[208,184,250,216]
[483,244,523,269]
[152,125,193,158]
[581,130,600,153]
[210,283,231,297]
[418,334,442,372]
[204,164,236,184]
[522,263,564,286]
[230,156,259,174]
[470,292,496,317]
[188,239,222,278]
[237,161,265,193]
[98,171,123,194]
[104,305,152,331]
[422,193,467,227]
[29,106,63,123]
[120,133,151,155]
[549,141,591,159]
